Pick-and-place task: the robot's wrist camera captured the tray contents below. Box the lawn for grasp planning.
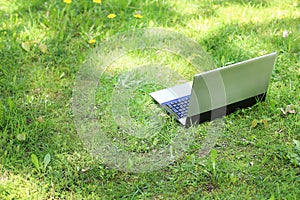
[0,0,299,199]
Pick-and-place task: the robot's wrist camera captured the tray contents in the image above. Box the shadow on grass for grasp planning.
[211,0,271,7]
[201,17,300,66]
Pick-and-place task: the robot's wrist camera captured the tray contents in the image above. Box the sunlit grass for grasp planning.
[0,0,299,199]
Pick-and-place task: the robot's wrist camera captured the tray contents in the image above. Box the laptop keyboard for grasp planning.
[162,95,191,119]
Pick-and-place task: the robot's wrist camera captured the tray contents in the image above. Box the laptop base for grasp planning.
[185,92,266,127]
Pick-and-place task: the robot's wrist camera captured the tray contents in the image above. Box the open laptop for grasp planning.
[150,52,277,127]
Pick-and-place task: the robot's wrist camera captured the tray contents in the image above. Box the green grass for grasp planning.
[0,0,300,199]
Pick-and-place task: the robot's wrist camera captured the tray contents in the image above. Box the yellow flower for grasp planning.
[88,39,96,44]
[133,14,143,19]
[63,0,72,4]
[93,0,102,3]
[107,13,116,19]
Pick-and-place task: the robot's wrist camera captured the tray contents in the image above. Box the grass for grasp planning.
[0,0,299,199]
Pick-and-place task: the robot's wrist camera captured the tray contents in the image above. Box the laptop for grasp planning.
[150,52,277,127]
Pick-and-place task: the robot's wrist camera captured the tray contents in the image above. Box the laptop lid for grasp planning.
[185,52,277,124]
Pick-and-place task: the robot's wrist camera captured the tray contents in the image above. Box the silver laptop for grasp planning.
[150,52,277,127]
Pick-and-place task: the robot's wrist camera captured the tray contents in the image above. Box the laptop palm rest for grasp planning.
[149,82,192,105]
[150,82,192,125]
